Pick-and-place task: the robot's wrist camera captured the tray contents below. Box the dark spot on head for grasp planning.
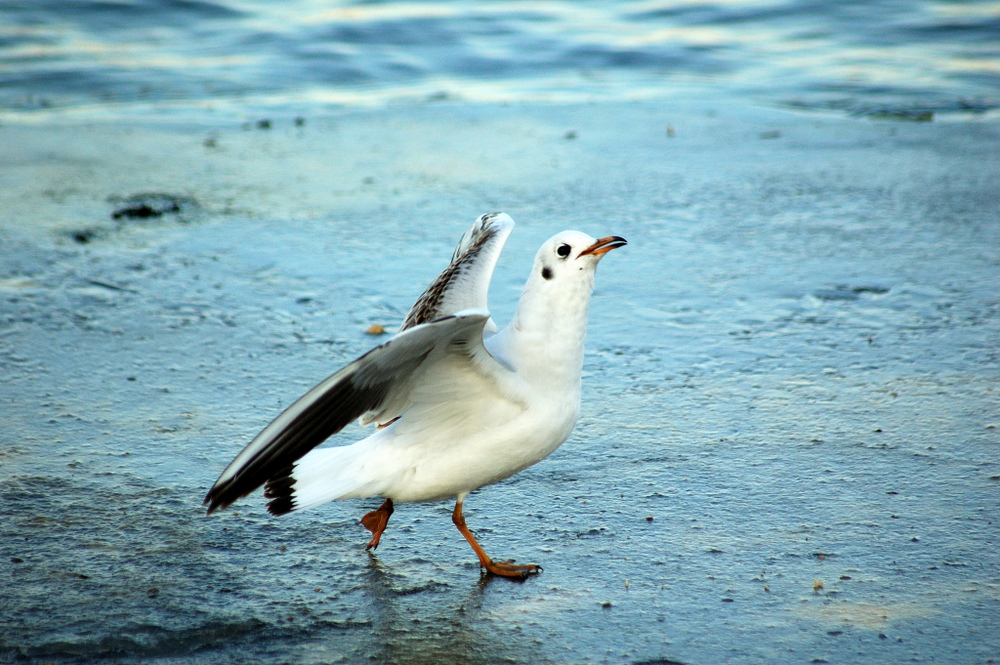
[557,243,571,258]
[542,266,553,280]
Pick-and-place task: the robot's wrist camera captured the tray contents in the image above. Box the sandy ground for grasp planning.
[1,100,998,664]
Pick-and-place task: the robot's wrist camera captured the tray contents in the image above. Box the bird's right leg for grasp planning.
[452,498,541,579]
[361,498,394,550]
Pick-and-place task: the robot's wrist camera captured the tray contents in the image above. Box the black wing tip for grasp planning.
[203,481,294,517]
[203,486,234,515]
[203,466,287,517]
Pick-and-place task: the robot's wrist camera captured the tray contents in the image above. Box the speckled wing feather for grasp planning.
[401,212,514,332]
[204,310,499,514]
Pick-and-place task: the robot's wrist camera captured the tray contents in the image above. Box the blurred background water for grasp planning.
[1,0,998,120]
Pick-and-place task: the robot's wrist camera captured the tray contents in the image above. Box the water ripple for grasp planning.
[0,0,997,119]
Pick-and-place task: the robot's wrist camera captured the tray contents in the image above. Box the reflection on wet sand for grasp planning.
[360,556,533,665]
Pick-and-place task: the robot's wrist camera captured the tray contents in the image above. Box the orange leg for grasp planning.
[360,498,394,550]
[452,499,541,579]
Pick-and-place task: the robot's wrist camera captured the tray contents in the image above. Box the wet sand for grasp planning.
[2,101,998,664]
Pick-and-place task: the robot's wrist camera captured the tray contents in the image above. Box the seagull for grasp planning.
[204,212,626,578]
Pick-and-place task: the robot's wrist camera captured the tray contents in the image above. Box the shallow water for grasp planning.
[1,0,998,120]
[1,101,998,663]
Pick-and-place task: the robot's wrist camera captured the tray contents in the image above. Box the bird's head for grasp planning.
[531,230,627,288]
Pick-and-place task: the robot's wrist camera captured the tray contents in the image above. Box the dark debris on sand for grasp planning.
[109,193,197,221]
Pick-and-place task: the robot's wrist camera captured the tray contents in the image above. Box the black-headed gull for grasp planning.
[205,212,625,578]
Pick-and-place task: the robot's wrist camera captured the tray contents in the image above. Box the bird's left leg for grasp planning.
[452,497,541,578]
[361,498,394,550]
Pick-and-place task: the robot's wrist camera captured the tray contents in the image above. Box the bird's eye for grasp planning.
[557,244,571,258]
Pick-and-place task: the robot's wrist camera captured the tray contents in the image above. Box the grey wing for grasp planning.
[204,310,496,514]
[400,212,514,332]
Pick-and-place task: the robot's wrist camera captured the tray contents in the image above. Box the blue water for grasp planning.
[2,0,998,119]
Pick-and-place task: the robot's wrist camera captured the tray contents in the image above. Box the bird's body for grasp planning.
[205,212,625,577]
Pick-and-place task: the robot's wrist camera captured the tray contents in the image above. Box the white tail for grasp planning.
[264,440,395,515]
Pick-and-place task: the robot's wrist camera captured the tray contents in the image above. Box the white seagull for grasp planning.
[204,212,626,578]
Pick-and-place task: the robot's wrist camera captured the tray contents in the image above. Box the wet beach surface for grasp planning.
[1,100,998,664]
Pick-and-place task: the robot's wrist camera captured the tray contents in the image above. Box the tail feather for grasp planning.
[263,443,392,516]
[263,465,296,515]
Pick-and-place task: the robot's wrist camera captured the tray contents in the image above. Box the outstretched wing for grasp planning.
[204,310,512,514]
[401,212,514,332]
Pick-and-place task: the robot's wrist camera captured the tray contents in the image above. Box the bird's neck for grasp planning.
[494,277,594,390]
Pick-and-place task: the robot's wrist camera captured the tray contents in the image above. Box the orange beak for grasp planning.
[578,235,627,257]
